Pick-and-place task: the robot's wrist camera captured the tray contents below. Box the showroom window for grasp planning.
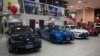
[47,0,53,5]
[53,0,59,6]
[62,1,68,8]
[30,0,35,1]
[0,0,3,12]
[39,0,46,4]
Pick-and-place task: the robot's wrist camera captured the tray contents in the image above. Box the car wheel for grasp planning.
[94,32,99,36]
[49,35,54,42]
[9,45,13,53]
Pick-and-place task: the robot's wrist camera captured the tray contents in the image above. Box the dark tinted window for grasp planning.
[59,1,63,7]
[39,0,46,3]
[31,0,35,1]
[70,26,76,29]
[47,0,52,5]
[11,26,33,34]
[65,9,69,17]
[62,1,67,8]
[53,0,59,6]
[0,0,3,12]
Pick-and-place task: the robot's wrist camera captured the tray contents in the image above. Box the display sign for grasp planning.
[24,0,38,14]
[24,0,66,17]
[57,7,65,16]
[48,6,58,16]
[0,0,3,12]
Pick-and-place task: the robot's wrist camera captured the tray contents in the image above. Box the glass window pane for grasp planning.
[47,0,52,5]
[39,0,46,3]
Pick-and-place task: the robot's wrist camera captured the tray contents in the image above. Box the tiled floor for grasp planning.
[0,34,100,56]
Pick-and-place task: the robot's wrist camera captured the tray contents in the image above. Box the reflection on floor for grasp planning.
[0,34,100,56]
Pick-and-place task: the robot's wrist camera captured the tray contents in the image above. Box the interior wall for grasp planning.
[83,9,94,23]
[76,10,83,22]
[21,14,69,26]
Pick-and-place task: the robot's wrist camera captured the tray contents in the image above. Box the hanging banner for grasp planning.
[24,0,39,14]
[48,6,58,16]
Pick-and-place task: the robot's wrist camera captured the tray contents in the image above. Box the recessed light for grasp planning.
[55,1,58,3]
[70,6,74,8]
[65,4,67,5]
[77,8,80,9]
[78,1,82,3]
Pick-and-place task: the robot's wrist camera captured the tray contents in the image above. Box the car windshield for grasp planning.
[11,26,33,34]
[70,26,76,29]
[49,26,61,30]
[70,26,81,29]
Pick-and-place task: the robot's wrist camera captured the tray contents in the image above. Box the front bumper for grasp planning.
[10,41,41,51]
[52,36,73,43]
[75,33,89,38]
[79,33,89,37]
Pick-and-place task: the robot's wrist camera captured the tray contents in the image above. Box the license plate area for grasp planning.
[26,45,33,49]
[66,37,70,40]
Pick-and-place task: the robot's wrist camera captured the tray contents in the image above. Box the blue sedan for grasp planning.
[39,26,74,43]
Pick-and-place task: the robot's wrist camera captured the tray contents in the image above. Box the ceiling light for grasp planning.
[55,1,58,3]
[77,8,80,9]
[64,4,67,5]
[70,6,74,8]
[78,1,82,3]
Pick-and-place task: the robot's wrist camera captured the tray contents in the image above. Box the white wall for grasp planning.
[76,9,94,23]
[76,10,83,22]
[35,0,39,3]
[21,14,70,26]
[83,9,94,23]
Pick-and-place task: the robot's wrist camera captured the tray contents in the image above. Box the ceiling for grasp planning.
[66,0,100,11]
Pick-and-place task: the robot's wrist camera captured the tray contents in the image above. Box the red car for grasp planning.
[87,27,99,36]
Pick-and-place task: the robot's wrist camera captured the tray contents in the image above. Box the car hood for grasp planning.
[51,30,72,36]
[70,29,88,33]
[11,34,39,42]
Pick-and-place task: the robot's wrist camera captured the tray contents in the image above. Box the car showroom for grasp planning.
[0,0,100,56]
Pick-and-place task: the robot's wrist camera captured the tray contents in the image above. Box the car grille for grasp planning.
[79,33,89,37]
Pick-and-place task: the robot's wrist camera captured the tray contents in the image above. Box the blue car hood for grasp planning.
[50,30,72,36]
[49,30,72,42]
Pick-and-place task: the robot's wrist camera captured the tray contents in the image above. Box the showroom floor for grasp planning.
[0,34,100,56]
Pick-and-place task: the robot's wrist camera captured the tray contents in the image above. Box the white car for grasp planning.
[63,25,89,39]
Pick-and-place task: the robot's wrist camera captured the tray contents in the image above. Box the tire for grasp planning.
[9,45,13,53]
[94,32,99,36]
[49,35,54,42]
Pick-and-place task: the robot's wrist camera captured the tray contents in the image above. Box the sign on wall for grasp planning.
[48,6,58,16]
[24,0,40,14]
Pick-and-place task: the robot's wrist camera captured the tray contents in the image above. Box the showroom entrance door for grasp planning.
[30,20,35,30]
[39,20,44,28]
[64,21,67,25]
